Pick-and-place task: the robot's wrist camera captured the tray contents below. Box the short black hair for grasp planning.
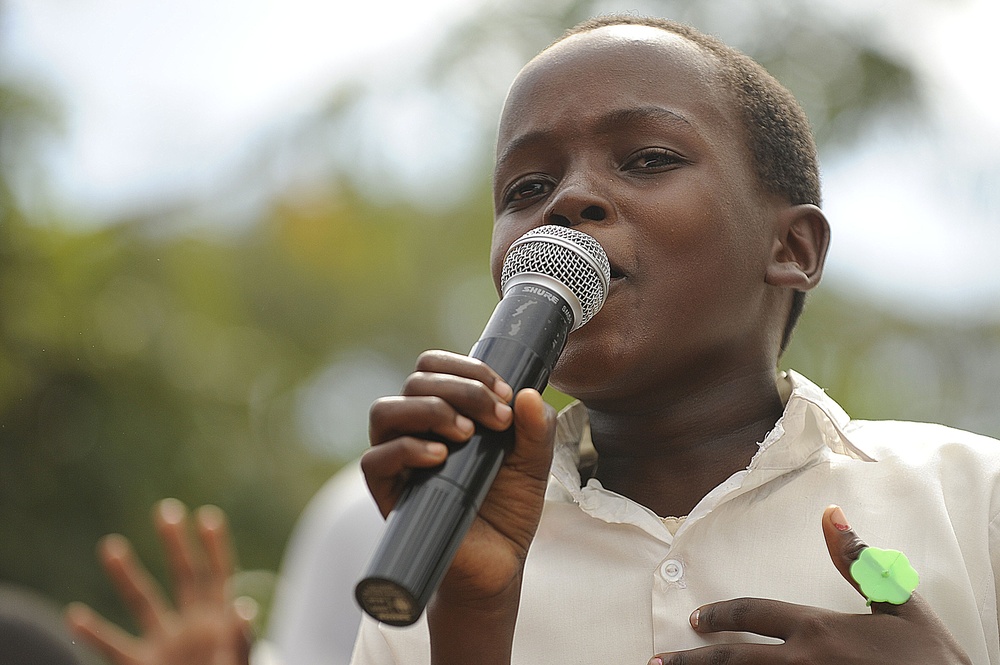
[556,15,820,352]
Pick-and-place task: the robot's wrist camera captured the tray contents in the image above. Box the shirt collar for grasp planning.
[547,370,874,509]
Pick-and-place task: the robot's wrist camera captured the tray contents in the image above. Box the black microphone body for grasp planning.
[355,225,609,626]
[355,281,574,626]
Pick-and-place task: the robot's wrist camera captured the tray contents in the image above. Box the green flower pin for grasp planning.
[849,546,919,606]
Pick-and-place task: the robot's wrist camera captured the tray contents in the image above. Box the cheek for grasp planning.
[640,187,763,280]
[489,230,511,290]
[490,217,545,290]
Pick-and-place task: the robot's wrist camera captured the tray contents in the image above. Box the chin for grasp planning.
[549,340,618,400]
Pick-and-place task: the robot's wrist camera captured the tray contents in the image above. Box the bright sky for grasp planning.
[0,0,477,211]
[2,0,999,323]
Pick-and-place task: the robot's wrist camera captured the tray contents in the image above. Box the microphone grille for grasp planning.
[501,225,611,329]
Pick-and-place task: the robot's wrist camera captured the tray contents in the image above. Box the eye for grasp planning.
[502,176,552,207]
[624,148,684,172]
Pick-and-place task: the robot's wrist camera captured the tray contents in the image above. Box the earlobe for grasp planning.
[764,204,830,291]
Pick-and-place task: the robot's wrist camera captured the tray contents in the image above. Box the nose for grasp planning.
[543,175,612,227]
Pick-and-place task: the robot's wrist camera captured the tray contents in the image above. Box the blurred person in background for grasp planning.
[1,583,97,665]
[265,461,383,665]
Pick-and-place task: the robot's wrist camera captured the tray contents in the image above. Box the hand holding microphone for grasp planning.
[357,226,610,626]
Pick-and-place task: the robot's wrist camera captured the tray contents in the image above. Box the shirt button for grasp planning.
[660,559,684,582]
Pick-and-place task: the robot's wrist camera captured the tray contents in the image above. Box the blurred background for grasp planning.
[1,0,998,653]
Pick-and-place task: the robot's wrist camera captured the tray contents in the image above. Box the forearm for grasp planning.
[427,578,522,665]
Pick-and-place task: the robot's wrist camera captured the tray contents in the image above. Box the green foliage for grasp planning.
[783,289,1000,440]
[0,176,502,630]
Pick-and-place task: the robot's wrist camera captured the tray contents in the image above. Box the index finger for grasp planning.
[688,596,823,641]
[413,350,513,402]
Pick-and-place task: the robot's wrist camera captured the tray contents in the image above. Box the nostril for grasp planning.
[582,205,606,221]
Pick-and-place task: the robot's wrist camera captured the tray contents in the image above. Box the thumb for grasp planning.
[507,388,557,482]
[822,504,923,614]
[821,505,873,600]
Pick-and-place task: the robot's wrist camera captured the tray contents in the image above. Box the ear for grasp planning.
[764,204,830,291]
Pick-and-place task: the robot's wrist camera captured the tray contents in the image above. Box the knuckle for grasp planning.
[796,612,832,639]
[368,397,408,441]
[414,350,443,370]
[368,396,394,420]
[723,597,754,627]
[459,376,494,405]
[787,611,838,662]
[414,349,494,381]
[423,395,453,420]
[841,535,868,562]
[400,371,430,395]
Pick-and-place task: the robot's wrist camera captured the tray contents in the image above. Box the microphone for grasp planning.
[355,225,610,626]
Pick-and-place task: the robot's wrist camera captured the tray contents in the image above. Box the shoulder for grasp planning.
[843,418,1000,465]
[841,418,1000,521]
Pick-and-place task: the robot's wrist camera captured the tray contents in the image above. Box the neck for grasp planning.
[585,366,785,518]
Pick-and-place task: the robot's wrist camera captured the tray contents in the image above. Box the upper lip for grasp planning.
[581,229,625,280]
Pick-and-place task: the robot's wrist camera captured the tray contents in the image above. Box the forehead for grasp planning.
[497,25,742,156]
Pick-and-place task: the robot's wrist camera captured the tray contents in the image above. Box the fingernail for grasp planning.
[233,595,259,622]
[426,442,448,459]
[831,505,851,532]
[690,608,700,629]
[99,533,129,557]
[648,658,663,665]
[455,414,475,435]
[64,602,93,629]
[158,498,186,523]
[494,380,514,401]
[196,505,225,530]
[495,401,512,422]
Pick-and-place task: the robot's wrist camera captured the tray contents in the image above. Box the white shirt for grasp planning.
[350,371,1000,663]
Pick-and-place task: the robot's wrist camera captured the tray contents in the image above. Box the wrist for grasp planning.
[428,575,522,665]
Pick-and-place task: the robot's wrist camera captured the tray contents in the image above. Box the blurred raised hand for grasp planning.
[66,499,255,665]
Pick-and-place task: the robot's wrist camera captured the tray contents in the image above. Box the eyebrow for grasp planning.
[595,106,693,133]
[495,105,694,174]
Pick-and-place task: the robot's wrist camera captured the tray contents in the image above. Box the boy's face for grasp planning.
[491,26,790,404]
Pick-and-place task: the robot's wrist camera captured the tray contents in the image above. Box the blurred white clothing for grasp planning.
[267,461,384,665]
